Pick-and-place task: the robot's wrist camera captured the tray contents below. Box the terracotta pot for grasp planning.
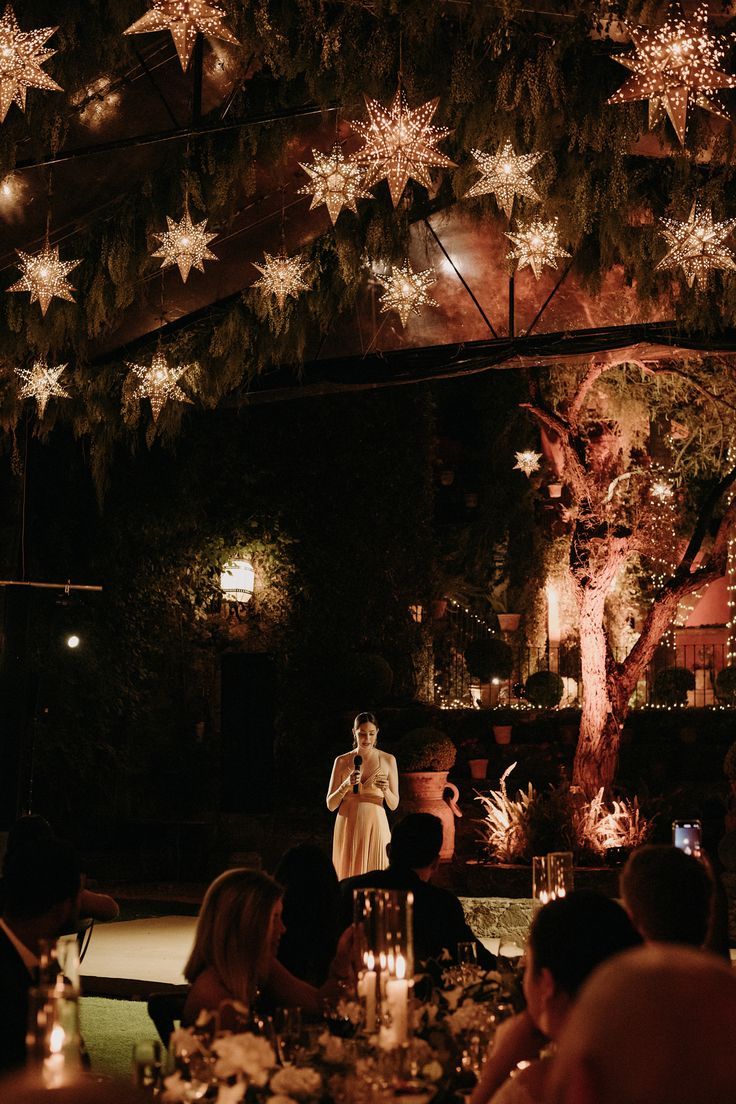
[399,772,462,860]
[547,483,563,498]
[493,725,513,745]
[497,613,521,633]
[468,758,488,780]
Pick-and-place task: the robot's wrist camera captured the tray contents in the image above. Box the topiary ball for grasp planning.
[463,637,513,680]
[524,670,564,708]
[716,665,736,706]
[339,653,394,705]
[395,727,457,772]
[652,667,695,707]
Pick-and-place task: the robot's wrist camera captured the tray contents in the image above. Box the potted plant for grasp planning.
[652,667,695,707]
[489,707,516,745]
[716,665,736,705]
[524,670,565,709]
[459,737,489,779]
[464,637,514,707]
[394,728,461,859]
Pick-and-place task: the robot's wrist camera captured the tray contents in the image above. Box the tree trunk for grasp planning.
[572,585,624,797]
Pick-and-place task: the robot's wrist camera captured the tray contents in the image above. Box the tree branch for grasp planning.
[642,365,736,416]
[519,400,589,502]
[678,464,736,574]
[568,360,609,426]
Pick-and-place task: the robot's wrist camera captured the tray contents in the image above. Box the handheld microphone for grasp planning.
[353,754,362,794]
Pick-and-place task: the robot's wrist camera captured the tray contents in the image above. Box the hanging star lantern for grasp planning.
[350,88,456,207]
[465,140,542,220]
[0,5,61,123]
[656,200,736,288]
[376,260,438,327]
[15,358,69,417]
[126,351,194,422]
[651,479,674,502]
[607,3,736,145]
[506,218,570,280]
[252,250,311,311]
[298,145,372,225]
[151,206,218,282]
[8,243,81,316]
[123,0,239,71]
[513,450,542,477]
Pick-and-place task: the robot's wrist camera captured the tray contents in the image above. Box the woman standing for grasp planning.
[326,712,399,880]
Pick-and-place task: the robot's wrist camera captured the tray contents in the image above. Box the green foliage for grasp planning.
[395,728,457,772]
[525,670,564,708]
[716,666,736,706]
[652,666,696,706]
[463,637,513,680]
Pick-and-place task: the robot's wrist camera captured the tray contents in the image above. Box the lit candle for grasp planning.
[384,954,409,1047]
[43,1024,66,1089]
[358,951,377,1033]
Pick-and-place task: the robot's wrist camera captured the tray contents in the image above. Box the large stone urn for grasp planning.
[399,771,462,860]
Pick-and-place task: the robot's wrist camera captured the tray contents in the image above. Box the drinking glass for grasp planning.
[133,1040,163,1091]
[531,855,549,905]
[547,851,574,899]
[274,1007,301,1066]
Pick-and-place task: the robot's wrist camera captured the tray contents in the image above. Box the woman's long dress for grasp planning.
[332,756,391,880]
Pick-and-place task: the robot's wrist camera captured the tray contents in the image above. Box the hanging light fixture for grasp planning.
[220,559,254,619]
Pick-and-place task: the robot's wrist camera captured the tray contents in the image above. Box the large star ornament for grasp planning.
[298,145,372,225]
[465,140,542,220]
[607,3,736,145]
[252,250,311,311]
[513,450,542,477]
[151,206,218,282]
[656,200,736,288]
[376,261,438,327]
[350,89,456,207]
[8,243,81,316]
[506,218,570,280]
[15,358,69,417]
[0,4,62,123]
[123,0,239,71]
[126,351,194,422]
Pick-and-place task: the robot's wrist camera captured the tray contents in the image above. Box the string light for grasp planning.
[656,200,736,289]
[0,4,61,123]
[298,145,372,225]
[123,0,239,71]
[464,140,542,220]
[8,243,81,316]
[375,260,438,327]
[506,218,570,280]
[607,3,736,145]
[350,88,455,208]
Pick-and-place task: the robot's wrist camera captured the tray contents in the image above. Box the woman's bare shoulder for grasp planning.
[182,968,230,1024]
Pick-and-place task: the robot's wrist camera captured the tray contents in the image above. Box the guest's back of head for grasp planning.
[620,844,712,946]
[549,944,736,1104]
[274,844,340,986]
[184,868,282,1006]
[2,837,81,922]
[389,814,443,870]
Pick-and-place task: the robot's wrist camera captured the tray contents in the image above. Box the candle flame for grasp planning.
[365,951,375,971]
[395,954,406,980]
[49,1024,65,1054]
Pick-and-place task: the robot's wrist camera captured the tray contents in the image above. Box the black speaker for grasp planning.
[220,652,276,813]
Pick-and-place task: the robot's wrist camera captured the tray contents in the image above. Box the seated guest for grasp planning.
[183,868,352,1026]
[471,892,641,1104]
[274,843,340,986]
[549,944,736,1104]
[619,844,728,958]
[0,838,82,1073]
[3,816,119,923]
[340,813,495,967]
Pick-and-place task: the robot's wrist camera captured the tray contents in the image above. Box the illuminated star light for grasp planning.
[376,260,438,328]
[8,243,81,316]
[656,200,736,288]
[252,250,311,311]
[465,140,542,220]
[123,0,239,71]
[15,358,69,416]
[506,218,570,280]
[350,89,456,207]
[651,480,674,502]
[607,3,736,145]
[298,145,372,225]
[513,450,543,477]
[151,206,218,282]
[0,4,61,123]
[126,351,194,422]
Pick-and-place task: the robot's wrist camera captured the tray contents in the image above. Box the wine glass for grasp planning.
[274,1007,302,1066]
[457,941,478,983]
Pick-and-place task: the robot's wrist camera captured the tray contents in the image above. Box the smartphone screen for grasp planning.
[672,820,702,857]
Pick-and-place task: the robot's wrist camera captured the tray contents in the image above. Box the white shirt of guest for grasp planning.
[0,917,39,975]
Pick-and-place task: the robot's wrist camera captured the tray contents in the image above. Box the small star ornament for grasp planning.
[656,201,736,289]
[15,358,69,416]
[298,145,372,225]
[151,205,218,282]
[506,218,570,280]
[252,250,311,311]
[513,450,542,477]
[123,0,239,71]
[350,88,456,207]
[651,480,674,502]
[465,140,542,220]
[126,350,194,422]
[607,3,736,145]
[8,242,81,316]
[0,4,61,123]
[376,261,438,327]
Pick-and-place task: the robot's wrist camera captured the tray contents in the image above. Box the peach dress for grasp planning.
[332,755,391,880]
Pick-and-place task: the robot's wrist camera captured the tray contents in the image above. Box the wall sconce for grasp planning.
[220,559,254,620]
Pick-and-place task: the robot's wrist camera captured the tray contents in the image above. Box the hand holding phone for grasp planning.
[672,819,702,857]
